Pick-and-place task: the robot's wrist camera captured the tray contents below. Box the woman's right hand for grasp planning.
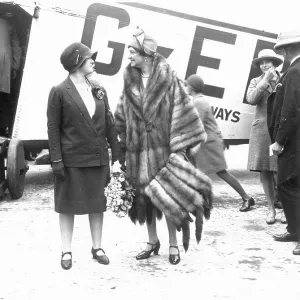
[52,161,66,180]
[264,68,276,82]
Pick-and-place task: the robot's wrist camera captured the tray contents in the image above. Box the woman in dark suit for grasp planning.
[47,42,118,270]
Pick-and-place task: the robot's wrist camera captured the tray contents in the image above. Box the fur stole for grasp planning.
[145,153,213,251]
[115,54,207,225]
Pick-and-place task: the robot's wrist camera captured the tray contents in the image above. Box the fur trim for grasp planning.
[145,152,213,249]
[115,54,207,225]
[188,136,207,157]
[195,207,204,243]
[128,194,163,225]
[182,220,190,252]
[167,153,213,218]
[156,167,196,213]
[145,179,191,229]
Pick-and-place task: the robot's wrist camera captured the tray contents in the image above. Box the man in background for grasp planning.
[269,30,300,255]
[0,12,22,136]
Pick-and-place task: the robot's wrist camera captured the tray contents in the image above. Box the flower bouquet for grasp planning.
[105,162,135,217]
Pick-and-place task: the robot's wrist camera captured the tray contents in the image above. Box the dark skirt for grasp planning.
[54,165,110,215]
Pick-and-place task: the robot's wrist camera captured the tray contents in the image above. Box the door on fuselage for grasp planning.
[0,2,32,138]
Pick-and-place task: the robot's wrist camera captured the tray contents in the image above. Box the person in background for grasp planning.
[114,28,206,265]
[0,12,21,136]
[268,30,300,255]
[185,74,255,212]
[47,42,119,269]
[246,49,285,225]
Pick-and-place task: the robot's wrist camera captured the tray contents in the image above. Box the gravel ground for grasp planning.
[0,145,300,300]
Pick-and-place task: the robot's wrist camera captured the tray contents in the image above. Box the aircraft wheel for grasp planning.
[7,139,28,199]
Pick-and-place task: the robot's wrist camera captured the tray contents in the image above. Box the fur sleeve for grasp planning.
[114,91,127,152]
[169,75,207,155]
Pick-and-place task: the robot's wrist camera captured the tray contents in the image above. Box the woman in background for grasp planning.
[246,49,285,224]
[186,74,255,212]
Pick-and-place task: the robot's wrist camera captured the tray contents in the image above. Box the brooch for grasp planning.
[92,87,105,100]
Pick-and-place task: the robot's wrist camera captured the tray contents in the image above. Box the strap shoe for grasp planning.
[61,252,72,270]
[136,240,160,260]
[239,197,255,212]
[91,247,110,265]
[169,245,180,265]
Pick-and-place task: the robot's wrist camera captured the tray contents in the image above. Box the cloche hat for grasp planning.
[60,42,97,73]
[186,74,205,93]
[128,27,157,56]
[252,49,283,68]
[274,30,300,49]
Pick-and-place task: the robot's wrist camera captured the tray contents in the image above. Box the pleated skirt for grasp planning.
[54,165,110,215]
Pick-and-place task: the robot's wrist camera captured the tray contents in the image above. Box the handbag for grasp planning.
[145,152,213,251]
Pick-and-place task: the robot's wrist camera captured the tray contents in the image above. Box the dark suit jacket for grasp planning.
[47,76,119,167]
[267,57,300,183]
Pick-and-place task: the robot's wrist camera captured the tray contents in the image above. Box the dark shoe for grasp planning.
[136,240,160,260]
[273,232,298,242]
[293,243,300,255]
[91,248,110,265]
[61,252,72,270]
[239,197,255,212]
[169,245,180,265]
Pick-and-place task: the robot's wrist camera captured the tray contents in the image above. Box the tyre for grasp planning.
[7,139,28,199]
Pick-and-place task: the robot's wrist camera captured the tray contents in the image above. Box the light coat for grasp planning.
[191,94,227,174]
[246,73,279,172]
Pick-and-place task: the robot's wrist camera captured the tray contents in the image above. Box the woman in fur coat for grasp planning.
[114,28,207,265]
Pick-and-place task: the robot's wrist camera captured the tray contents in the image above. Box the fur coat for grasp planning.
[114,53,207,224]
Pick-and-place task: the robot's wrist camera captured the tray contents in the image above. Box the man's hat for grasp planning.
[274,30,300,49]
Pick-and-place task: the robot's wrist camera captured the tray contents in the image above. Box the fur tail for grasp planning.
[195,207,204,243]
[203,190,214,220]
[182,220,190,252]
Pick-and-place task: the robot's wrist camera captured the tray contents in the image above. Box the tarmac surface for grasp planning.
[1,145,300,300]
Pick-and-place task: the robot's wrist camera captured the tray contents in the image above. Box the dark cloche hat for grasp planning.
[60,42,97,73]
[186,74,205,93]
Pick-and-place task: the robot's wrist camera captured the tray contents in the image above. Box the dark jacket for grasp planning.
[47,76,119,167]
[267,57,300,183]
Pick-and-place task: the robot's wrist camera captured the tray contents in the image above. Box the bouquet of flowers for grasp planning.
[105,162,135,217]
